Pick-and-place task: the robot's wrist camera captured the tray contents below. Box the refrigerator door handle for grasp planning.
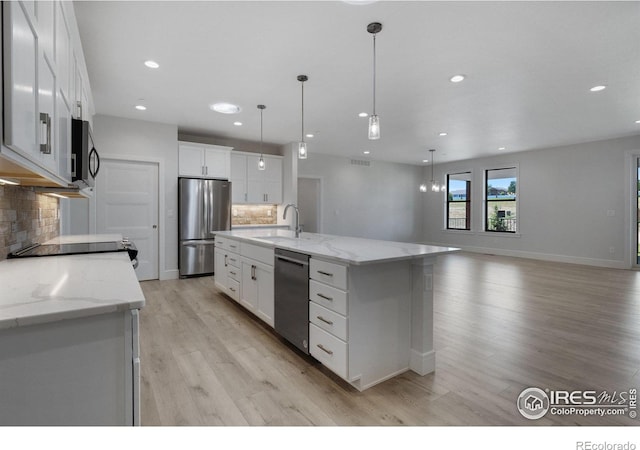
[181,240,216,246]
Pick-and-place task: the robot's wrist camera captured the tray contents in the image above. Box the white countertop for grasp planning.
[216,229,459,265]
[44,234,123,245]
[0,251,145,330]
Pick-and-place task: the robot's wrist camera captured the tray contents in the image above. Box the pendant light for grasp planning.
[429,149,444,192]
[367,22,382,140]
[297,75,308,159]
[257,104,266,170]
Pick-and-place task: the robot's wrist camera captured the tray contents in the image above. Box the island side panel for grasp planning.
[410,255,438,375]
[348,260,412,391]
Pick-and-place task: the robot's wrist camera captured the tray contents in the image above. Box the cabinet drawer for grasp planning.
[309,280,347,315]
[226,253,241,269]
[227,278,240,301]
[227,265,240,282]
[309,302,347,341]
[310,324,347,379]
[241,242,274,266]
[214,236,240,253]
[310,259,348,290]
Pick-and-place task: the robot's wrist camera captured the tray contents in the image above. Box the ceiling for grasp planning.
[73,1,640,165]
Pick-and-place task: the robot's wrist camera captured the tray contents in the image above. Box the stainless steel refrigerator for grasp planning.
[179,177,231,277]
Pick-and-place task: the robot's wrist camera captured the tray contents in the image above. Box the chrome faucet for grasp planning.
[283,204,302,238]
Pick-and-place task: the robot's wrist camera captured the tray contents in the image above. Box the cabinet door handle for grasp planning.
[206,166,208,175]
[39,113,51,154]
[76,101,82,119]
[317,293,333,301]
[244,193,247,202]
[317,344,333,355]
[224,254,228,267]
[317,316,334,326]
[317,270,334,277]
[251,265,256,280]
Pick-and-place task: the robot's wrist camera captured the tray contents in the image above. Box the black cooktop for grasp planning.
[9,241,138,261]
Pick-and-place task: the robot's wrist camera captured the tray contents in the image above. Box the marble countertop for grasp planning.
[44,234,123,245]
[0,251,145,330]
[215,229,459,265]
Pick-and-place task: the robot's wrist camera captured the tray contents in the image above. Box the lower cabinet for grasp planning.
[240,259,274,327]
[214,236,274,327]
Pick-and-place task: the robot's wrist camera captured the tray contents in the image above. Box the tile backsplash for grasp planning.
[231,204,278,226]
[0,185,59,260]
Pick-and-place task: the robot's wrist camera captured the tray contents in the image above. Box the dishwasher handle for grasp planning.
[275,254,309,267]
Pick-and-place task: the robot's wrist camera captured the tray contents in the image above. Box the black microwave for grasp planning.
[71,118,100,188]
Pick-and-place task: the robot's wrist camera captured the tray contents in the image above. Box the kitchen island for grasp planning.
[215,229,458,391]
[0,238,144,425]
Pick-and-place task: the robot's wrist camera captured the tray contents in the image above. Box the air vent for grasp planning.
[350,159,371,167]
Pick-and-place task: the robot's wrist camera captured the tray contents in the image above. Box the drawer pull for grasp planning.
[229,287,236,292]
[317,344,333,355]
[317,293,333,301]
[229,244,237,249]
[229,270,236,276]
[317,316,334,326]
[317,270,333,277]
[229,258,237,263]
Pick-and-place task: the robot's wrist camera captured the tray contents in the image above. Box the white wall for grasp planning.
[422,135,640,268]
[83,114,179,279]
[299,153,424,242]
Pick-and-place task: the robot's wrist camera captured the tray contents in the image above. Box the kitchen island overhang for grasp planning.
[215,229,459,390]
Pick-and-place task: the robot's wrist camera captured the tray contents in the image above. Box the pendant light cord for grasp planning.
[301,81,305,142]
[372,33,377,115]
[260,108,263,155]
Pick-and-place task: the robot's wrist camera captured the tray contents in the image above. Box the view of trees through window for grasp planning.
[486,168,517,232]
[447,172,471,230]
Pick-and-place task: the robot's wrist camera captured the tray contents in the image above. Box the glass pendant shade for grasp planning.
[258,155,266,170]
[298,141,308,159]
[419,183,427,193]
[368,114,380,140]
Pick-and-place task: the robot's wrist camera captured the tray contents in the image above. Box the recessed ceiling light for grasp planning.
[635,119,640,124]
[233,121,242,126]
[358,112,369,118]
[450,75,465,83]
[422,159,429,163]
[590,85,606,92]
[144,60,159,69]
[439,132,448,136]
[210,102,241,114]
[363,151,370,155]
[135,105,147,111]
[306,133,314,138]
[498,146,506,150]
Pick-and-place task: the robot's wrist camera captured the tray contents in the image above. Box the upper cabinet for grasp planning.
[1,1,94,187]
[230,152,283,204]
[178,142,232,179]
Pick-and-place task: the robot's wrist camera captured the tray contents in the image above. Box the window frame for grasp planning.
[446,171,472,231]
[484,165,519,234]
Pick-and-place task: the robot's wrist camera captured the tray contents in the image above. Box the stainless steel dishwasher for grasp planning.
[274,248,310,354]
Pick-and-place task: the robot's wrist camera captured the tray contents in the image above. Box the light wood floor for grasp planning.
[138,252,640,426]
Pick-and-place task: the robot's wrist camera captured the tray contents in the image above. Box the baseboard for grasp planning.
[161,269,179,280]
[410,349,436,376]
[422,242,629,270]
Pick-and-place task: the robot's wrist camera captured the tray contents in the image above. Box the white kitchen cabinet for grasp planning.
[230,153,248,203]
[178,142,232,179]
[0,309,140,426]
[231,152,283,204]
[1,0,93,186]
[240,259,274,327]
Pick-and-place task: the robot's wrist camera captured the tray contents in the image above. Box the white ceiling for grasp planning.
[73,1,640,165]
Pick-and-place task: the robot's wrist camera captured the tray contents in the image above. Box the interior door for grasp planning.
[96,159,159,281]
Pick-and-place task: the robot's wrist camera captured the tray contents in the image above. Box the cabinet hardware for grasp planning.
[317,344,333,355]
[229,244,237,249]
[224,254,228,267]
[39,113,51,154]
[317,293,333,301]
[244,193,247,202]
[76,101,82,119]
[229,270,236,276]
[317,270,334,277]
[206,166,208,175]
[229,257,237,263]
[229,287,236,292]
[251,265,256,281]
[317,316,334,326]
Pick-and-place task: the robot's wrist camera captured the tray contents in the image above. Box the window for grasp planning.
[446,172,471,230]
[485,167,517,233]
